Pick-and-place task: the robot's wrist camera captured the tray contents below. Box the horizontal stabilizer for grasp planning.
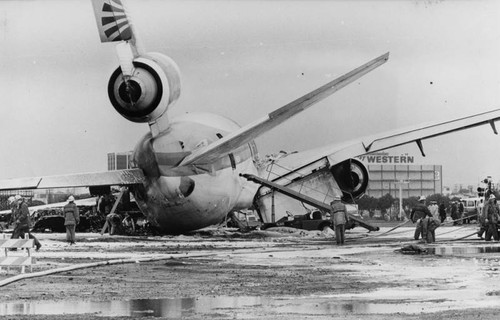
[177,52,389,167]
[0,169,145,191]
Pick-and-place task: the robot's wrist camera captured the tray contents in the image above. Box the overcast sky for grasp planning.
[1,0,500,189]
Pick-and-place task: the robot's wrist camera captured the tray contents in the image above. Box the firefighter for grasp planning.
[438,202,447,223]
[423,216,441,243]
[477,197,489,239]
[11,195,42,251]
[410,196,432,241]
[330,195,348,245]
[483,194,499,241]
[63,195,80,244]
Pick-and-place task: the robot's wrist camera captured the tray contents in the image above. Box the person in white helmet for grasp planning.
[63,195,80,245]
[330,195,348,245]
[11,195,42,251]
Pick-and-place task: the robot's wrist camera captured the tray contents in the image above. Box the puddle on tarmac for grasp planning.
[428,246,500,256]
[0,296,484,317]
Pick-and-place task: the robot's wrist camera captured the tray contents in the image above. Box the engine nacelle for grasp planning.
[330,158,369,203]
[108,52,181,123]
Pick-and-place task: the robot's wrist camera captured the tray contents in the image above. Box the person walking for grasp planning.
[410,196,432,241]
[451,202,459,225]
[11,195,42,251]
[63,196,80,245]
[458,201,465,225]
[483,195,499,241]
[330,195,348,245]
[438,202,447,223]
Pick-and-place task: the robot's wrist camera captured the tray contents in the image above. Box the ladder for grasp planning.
[241,173,379,232]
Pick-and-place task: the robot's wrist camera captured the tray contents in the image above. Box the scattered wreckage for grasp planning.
[227,209,379,233]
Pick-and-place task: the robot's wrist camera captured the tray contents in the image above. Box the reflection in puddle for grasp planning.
[0,296,481,317]
[428,246,500,256]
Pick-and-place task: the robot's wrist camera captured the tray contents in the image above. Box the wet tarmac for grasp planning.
[1,227,500,319]
[1,294,499,318]
[428,245,500,256]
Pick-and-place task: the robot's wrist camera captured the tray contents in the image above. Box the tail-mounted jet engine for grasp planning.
[108,52,181,123]
[330,158,369,203]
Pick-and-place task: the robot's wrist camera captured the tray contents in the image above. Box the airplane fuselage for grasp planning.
[131,112,261,233]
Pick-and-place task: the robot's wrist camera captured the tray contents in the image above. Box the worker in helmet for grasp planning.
[63,195,80,245]
[410,196,432,241]
[330,195,348,245]
[483,194,499,241]
[477,195,494,239]
[11,195,42,251]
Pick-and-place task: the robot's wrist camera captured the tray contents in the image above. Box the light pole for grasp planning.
[394,180,410,220]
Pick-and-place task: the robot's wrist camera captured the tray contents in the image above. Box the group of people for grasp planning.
[329,195,444,245]
[412,194,500,243]
[6,194,80,250]
[329,194,444,246]
[428,200,463,224]
[410,196,441,243]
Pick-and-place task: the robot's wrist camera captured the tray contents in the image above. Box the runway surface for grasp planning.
[0,223,499,319]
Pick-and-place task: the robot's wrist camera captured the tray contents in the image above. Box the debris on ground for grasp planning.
[397,244,428,254]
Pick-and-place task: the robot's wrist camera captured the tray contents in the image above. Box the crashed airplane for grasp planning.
[0,0,499,234]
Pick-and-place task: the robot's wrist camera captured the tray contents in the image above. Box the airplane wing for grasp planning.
[0,169,145,191]
[276,108,500,167]
[177,52,390,167]
[0,197,100,224]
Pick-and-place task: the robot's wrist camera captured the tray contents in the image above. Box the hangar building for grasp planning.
[107,152,133,170]
[356,152,442,198]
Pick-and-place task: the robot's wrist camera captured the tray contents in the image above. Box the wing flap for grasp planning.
[0,169,145,191]
[177,52,389,167]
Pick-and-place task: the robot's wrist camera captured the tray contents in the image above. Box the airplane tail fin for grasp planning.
[91,0,133,43]
[91,0,180,132]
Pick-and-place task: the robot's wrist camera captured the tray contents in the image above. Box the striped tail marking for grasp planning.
[92,0,132,43]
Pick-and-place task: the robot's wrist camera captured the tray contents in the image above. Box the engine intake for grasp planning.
[108,52,181,123]
[330,158,369,203]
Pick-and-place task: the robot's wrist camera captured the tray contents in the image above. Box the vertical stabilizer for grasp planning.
[91,0,133,43]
